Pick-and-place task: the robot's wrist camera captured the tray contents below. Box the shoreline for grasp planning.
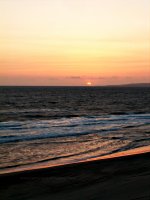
[1,147,150,200]
[1,145,150,176]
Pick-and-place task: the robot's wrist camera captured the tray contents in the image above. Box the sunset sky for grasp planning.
[0,0,150,86]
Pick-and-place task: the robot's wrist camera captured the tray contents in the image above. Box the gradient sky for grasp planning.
[0,0,150,86]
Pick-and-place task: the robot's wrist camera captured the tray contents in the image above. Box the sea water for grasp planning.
[0,86,150,173]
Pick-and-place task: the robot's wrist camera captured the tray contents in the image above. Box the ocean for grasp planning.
[0,86,150,174]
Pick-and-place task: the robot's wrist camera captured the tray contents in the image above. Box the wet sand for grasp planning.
[1,149,150,200]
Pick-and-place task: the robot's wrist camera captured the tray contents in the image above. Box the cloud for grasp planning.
[88,76,119,80]
[67,76,81,79]
[48,77,58,80]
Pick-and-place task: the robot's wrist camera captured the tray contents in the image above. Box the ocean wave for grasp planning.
[0,114,150,144]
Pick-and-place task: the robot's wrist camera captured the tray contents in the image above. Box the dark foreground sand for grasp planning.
[0,150,150,200]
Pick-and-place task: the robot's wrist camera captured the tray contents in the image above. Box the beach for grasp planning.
[1,148,150,200]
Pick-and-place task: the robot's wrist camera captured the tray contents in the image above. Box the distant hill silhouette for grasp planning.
[103,83,150,87]
[118,83,150,87]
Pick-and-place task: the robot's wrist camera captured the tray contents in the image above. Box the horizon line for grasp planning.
[0,83,150,87]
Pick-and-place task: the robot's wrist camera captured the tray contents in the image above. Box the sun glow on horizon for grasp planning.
[87,82,92,86]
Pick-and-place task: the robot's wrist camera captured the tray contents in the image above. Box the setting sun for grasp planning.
[87,82,92,86]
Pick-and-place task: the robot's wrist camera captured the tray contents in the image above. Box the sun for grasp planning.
[87,82,92,86]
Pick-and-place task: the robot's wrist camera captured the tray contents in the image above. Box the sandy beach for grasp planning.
[1,148,150,200]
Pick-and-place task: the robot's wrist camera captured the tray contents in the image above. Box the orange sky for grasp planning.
[0,0,150,86]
